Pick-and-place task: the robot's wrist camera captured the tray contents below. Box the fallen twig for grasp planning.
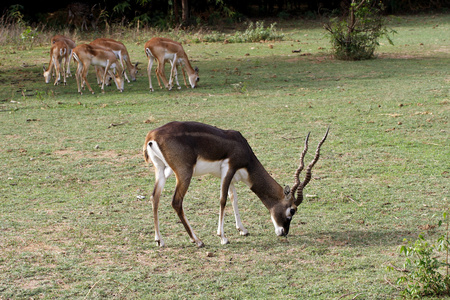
[84,278,103,299]
[388,262,409,273]
[108,121,129,128]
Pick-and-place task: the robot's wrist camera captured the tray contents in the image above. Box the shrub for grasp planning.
[324,0,395,60]
[202,21,284,43]
[389,212,450,298]
[238,21,283,42]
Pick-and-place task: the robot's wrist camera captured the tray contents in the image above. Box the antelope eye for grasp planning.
[290,208,296,216]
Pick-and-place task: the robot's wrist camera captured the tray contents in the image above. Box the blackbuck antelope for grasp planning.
[144,37,199,91]
[143,121,329,247]
[43,40,70,85]
[72,44,125,94]
[51,35,76,77]
[90,38,139,82]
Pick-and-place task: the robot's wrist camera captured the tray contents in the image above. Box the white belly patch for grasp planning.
[193,159,222,177]
[194,158,250,185]
[147,141,250,185]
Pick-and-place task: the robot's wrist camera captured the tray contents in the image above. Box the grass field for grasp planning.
[0,14,449,299]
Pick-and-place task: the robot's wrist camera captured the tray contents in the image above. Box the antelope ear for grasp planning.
[283,185,290,196]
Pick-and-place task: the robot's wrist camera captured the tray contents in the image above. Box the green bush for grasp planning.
[324,0,395,60]
[389,212,450,298]
[202,21,284,43]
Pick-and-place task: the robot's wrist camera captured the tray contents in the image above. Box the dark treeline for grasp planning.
[2,0,450,29]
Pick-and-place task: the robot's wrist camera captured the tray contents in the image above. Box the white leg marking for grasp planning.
[169,60,181,89]
[216,160,232,245]
[229,184,248,236]
[168,54,177,89]
[147,141,174,247]
[153,166,167,247]
[146,49,155,92]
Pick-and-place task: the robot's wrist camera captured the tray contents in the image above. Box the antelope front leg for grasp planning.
[119,55,130,83]
[79,60,94,94]
[181,67,188,88]
[124,71,130,83]
[82,69,95,94]
[155,67,163,89]
[53,59,61,86]
[75,62,83,94]
[229,183,248,236]
[156,59,171,90]
[66,50,72,77]
[217,172,235,245]
[61,58,67,85]
[168,54,177,90]
[217,200,228,245]
[100,60,111,93]
[169,60,181,89]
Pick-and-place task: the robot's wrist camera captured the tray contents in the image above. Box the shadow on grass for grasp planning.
[297,229,423,249]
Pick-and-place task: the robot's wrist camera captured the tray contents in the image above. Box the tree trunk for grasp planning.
[181,0,189,24]
[173,0,179,24]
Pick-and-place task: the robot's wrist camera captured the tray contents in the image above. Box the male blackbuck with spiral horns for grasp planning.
[143,121,329,247]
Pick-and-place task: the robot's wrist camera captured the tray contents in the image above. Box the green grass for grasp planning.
[0,14,449,299]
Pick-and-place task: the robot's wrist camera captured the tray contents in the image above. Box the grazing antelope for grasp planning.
[43,40,70,85]
[143,121,329,247]
[90,38,139,82]
[144,37,199,91]
[51,35,76,77]
[72,44,125,94]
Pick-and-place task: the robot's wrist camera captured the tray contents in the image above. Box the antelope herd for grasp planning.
[43,35,329,248]
[43,35,199,94]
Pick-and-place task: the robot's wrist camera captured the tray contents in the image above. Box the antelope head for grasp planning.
[188,66,199,88]
[112,69,125,92]
[272,127,329,237]
[43,64,51,83]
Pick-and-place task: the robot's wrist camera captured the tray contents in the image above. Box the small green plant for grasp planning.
[235,21,284,42]
[202,21,283,43]
[20,26,39,49]
[389,212,449,298]
[324,0,395,60]
[231,82,248,94]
